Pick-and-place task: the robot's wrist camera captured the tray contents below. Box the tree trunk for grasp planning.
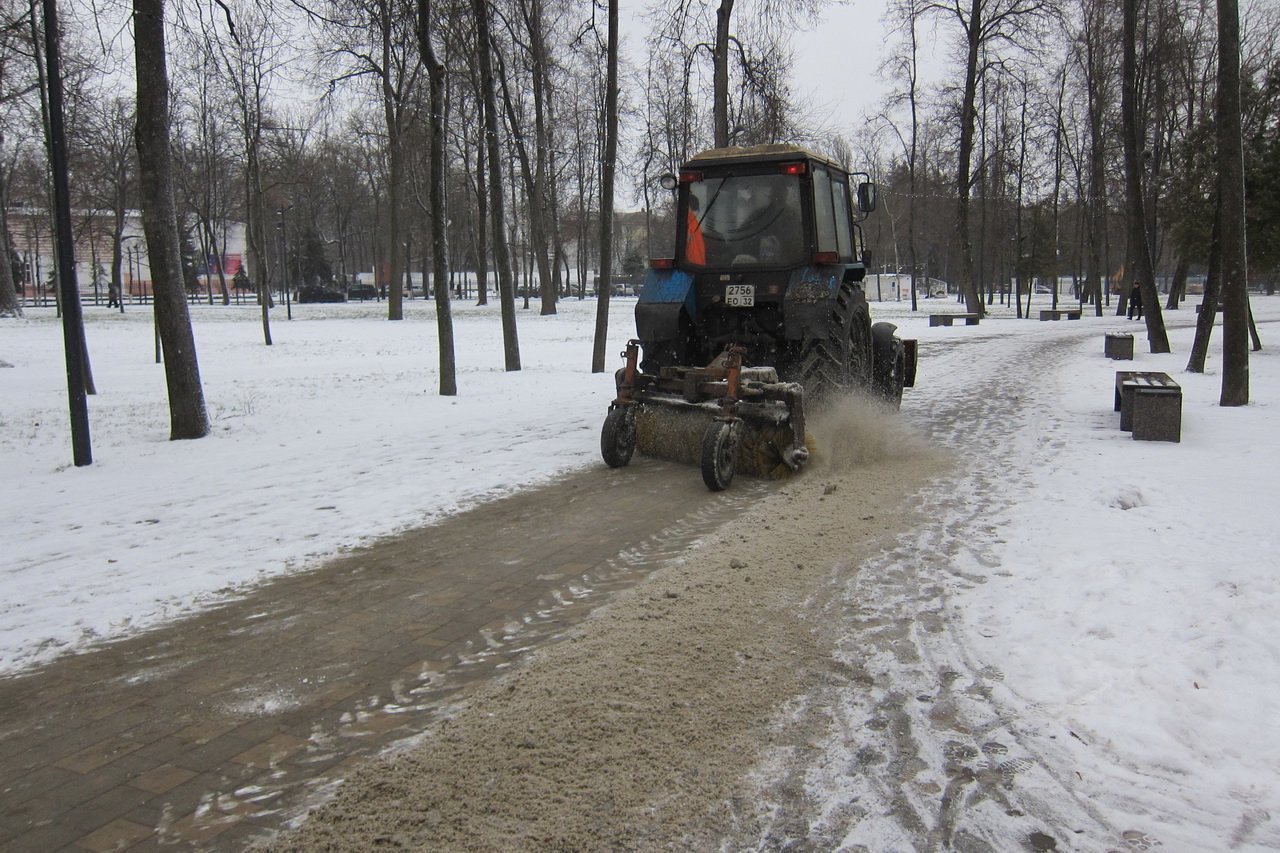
[472,121,489,305]
[39,0,95,464]
[417,0,456,395]
[954,0,984,315]
[907,8,919,313]
[0,162,21,316]
[1083,0,1109,316]
[246,140,272,344]
[0,210,22,318]
[494,49,554,316]
[1014,78,1029,319]
[1187,203,1221,373]
[382,3,406,321]
[1051,69,1067,310]
[471,0,520,370]
[713,0,734,147]
[1121,0,1170,352]
[134,0,209,440]
[527,0,556,314]
[592,0,618,373]
[1165,253,1188,310]
[1216,0,1248,404]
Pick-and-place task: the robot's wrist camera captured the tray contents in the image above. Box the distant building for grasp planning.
[863,274,950,301]
[6,207,246,301]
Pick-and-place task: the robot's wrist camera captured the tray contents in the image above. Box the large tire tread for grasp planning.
[789,282,874,404]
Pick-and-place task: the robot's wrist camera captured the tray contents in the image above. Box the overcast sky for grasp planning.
[618,0,949,150]
[791,1,901,132]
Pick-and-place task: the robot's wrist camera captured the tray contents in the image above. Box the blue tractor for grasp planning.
[602,144,916,491]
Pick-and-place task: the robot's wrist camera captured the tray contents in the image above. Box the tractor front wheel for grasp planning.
[601,406,637,468]
[700,420,738,491]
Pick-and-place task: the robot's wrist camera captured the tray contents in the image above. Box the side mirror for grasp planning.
[659,173,678,192]
[857,182,877,213]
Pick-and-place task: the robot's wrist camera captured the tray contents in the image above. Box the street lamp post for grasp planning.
[123,235,160,363]
[121,235,142,313]
[277,205,293,320]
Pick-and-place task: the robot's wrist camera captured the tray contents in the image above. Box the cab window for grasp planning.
[813,166,838,254]
[832,179,853,260]
[682,173,805,268]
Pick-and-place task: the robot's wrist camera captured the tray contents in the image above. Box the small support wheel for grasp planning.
[601,406,637,468]
[871,326,906,410]
[878,347,905,410]
[700,419,738,491]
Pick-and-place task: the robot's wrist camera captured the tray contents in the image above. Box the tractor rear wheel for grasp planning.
[700,420,738,491]
[791,282,872,403]
[601,406,637,468]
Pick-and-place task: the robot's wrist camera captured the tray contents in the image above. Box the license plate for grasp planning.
[726,284,754,307]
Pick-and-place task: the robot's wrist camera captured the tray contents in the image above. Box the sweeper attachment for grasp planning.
[601,341,808,491]
[599,143,916,491]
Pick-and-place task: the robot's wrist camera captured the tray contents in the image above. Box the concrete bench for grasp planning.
[1115,371,1181,441]
[1039,308,1082,321]
[1105,332,1134,360]
[1132,386,1182,442]
[1195,301,1224,314]
[929,313,980,327]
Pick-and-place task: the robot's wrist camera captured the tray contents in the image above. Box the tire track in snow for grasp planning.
[738,324,1140,852]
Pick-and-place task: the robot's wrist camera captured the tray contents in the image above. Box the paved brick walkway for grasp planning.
[0,460,762,850]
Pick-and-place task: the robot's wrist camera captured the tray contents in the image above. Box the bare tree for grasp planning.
[0,0,35,318]
[76,96,134,309]
[171,53,233,305]
[1074,0,1114,315]
[472,0,519,370]
[416,0,456,394]
[885,0,924,311]
[450,58,489,304]
[204,0,284,344]
[1217,0,1248,404]
[1120,0,1170,352]
[1047,60,1069,311]
[494,0,559,314]
[134,0,209,439]
[591,0,618,373]
[926,0,1060,316]
[0,147,22,317]
[316,0,421,321]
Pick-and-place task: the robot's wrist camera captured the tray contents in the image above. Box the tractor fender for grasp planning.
[871,320,899,348]
[783,266,842,341]
[871,321,902,378]
[871,322,917,388]
[635,268,695,344]
[871,321,919,399]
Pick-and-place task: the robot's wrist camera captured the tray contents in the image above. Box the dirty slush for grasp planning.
[260,399,955,850]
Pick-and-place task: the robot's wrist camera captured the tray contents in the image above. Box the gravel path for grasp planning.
[264,398,951,850]
[268,324,1138,852]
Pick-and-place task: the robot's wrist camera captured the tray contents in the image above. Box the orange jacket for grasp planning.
[685,210,706,265]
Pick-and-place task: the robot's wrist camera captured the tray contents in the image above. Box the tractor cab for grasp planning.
[605,145,912,492]
[639,144,877,373]
[671,146,875,275]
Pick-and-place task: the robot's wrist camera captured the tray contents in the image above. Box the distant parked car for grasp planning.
[347,283,378,301]
[298,284,346,303]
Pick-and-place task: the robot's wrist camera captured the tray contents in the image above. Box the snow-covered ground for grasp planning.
[3,290,1278,846]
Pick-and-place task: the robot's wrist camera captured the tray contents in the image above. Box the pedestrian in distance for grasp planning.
[1128,285,1144,320]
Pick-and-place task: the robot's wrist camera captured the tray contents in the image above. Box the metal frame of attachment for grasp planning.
[610,340,809,472]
